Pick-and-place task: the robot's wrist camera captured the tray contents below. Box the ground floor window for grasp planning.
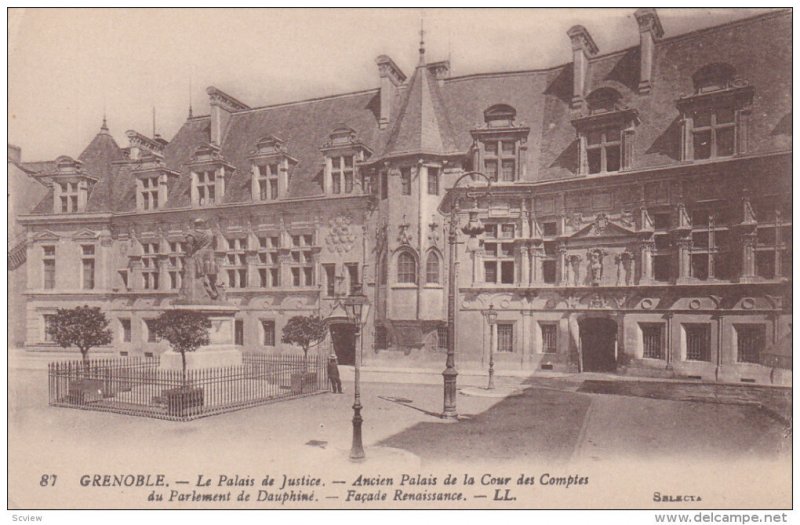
[375,325,388,350]
[262,320,275,346]
[640,323,664,359]
[235,319,244,346]
[120,318,132,343]
[145,320,158,343]
[683,324,710,362]
[540,323,557,353]
[497,323,514,352]
[43,314,56,342]
[436,325,448,350]
[735,324,765,364]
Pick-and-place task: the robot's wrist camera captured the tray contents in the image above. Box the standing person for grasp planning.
[327,354,343,394]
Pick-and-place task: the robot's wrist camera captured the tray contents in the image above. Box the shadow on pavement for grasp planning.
[377,387,591,464]
[577,379,792,426]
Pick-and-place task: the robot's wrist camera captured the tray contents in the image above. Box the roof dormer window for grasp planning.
[692,63,736,94]
[188,144,233,207]
[249,135,296,202]
[133,154,178,211]
[34,156,96,214]
[571,89,638,175]
[484,104,517,128]
[471,105,530,183]
[677,65,754,161]
[320,126,371,195]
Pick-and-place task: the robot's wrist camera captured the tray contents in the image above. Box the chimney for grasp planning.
[7,144,21,164]
[567,25,599,109]
[634,8,664,94]
[375,55,407,130]
[206,86,250,145]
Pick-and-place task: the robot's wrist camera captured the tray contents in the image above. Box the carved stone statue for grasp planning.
[176,219,226,304]
[586,249,606,286]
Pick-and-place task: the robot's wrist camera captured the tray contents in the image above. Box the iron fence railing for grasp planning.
[48,353,327,421]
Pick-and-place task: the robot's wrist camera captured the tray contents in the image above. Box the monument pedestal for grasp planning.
[159,305,243,370]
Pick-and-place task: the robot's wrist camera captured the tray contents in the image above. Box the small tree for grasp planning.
[47,305,113,372]
[281,315,328,368]
[152,310,211,384]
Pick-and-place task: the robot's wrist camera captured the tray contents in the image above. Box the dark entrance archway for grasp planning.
[329,323,356,366]
[580,317,618,372]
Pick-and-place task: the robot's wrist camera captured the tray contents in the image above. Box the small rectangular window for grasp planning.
[427,167,439,195]
[43,314,56,342]
[292,268,301,286]
[324,264,336,297]
[401,168,412,195]
[262,320,275,346]
[540,323,557,354]
[542,222,557,237]
[145,320,157,343]
[500,261,515,284]
[641,324,664,359]
[235,320,244,346]
[736,324,765,364]
[542,260,556,284]
[497,323,514,353]
[684,324,710,362]
[436,325,448,350]
[484,261,497,283]
[120,319,132,343]
[346,263,359,295]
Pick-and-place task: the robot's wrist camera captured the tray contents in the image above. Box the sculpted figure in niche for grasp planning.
[178,218,226,304]
[586,249,606,286]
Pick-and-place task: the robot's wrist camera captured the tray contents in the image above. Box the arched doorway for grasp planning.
[329,323,356,366]
[580,317,618,372]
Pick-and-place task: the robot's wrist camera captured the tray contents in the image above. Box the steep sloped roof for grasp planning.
[380,63,460,159]
[81,126,124,212]
[21,9,791,215]
[219,89,383,202]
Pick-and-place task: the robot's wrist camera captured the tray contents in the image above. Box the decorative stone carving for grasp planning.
[590,213,610,236]
[427,218,440,247]
[567,254,582,286]
[325,215,355,254]
[615,250,635,285]
[586,248,607,285]
[397,214,413,245]
[588,293,607,309]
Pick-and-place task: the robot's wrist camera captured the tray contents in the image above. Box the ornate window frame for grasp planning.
[470,105,530,183]
[320,126,372,195]
[188,144,234,207]
[571,96,638,176]
[676,74,754,162]
[248,135,297,202]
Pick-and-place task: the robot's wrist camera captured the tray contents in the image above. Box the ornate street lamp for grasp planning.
[482,304,498,390]
[342,285,370,460]
[442,171,492,419]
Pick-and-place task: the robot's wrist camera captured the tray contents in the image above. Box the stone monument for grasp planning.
[159,218,243,370]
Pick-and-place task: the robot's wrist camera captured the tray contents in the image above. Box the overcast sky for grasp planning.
[8,8,775,162]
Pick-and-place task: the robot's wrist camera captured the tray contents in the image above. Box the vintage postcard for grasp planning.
[7,7,792,513]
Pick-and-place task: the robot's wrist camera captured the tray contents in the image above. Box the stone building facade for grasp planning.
[12,9,791,384]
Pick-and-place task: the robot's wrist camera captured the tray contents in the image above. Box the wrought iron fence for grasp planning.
[48,353,328,421]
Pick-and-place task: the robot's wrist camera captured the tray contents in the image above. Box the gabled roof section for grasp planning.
[380,63,460,159]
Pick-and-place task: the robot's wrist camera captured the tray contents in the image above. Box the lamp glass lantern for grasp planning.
[462,210,485,253]
[483,304,498,326]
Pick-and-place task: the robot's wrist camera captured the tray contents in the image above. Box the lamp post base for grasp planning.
[442,367,458,419]
[488,365,495,390]
[350,402,365,460]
